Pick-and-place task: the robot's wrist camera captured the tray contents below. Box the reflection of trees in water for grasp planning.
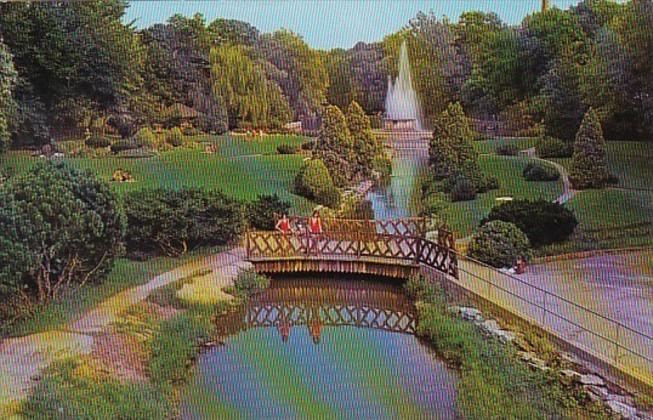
[215,279,417,342]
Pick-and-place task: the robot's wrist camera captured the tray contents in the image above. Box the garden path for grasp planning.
[0,247,249,410]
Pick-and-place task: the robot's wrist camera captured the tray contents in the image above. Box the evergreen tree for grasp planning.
[345,101,382,177]
[314,105,354,187]
[569,108,609,189]
[429,102,480,181]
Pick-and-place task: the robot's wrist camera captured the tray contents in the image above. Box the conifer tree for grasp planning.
[314,105,354,187]
[346,101,382,177]
[569,108,609,189]
[429,102,480,181]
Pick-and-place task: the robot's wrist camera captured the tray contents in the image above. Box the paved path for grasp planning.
[0,247,248,408]
[452,250,653,386]
[522,147,577,204]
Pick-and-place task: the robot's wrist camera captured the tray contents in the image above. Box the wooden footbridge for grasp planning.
[246,217,458,279]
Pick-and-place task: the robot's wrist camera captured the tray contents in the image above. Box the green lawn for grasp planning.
[473,137,538,155]
[0,134,314,213]
[445,155,563,237]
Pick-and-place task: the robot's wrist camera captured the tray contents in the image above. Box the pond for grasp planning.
[180,277,457,419]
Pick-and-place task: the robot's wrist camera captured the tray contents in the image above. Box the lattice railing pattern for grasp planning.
[246,228,458,279]
[288,217,430,238]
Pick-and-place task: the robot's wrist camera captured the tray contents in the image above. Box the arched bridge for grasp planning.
[246,217,458,279]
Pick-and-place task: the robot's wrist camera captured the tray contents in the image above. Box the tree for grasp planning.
[247,194,291,230]
[429,102,480,180]
[210,44,291,129]
[294,159,341,208]
[569,108,610,189]
[346,101,383,178]
[257,30,329,124]
[0,162,125,303]
[313,105,355,187]
[0,40,17,154]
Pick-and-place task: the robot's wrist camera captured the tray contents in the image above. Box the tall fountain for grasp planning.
[385,40,422,131]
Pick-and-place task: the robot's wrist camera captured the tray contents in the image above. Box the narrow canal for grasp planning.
[181,148,459,418]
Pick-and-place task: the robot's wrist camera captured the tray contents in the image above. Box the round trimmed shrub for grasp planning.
[295,159,341,208]
[449,176,477,202]
[522,162,560,181]
[495,144,519,156]
[132,127,157,148]
[536,137,572,158]
[85,136,110,148]
[481,199,578,247]
[467,221,532,268]
[277,144,299,154]
[166,127,185,147]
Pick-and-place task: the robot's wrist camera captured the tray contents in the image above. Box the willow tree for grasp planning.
[210,44,291,129]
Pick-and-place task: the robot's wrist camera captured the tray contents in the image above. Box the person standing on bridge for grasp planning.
[308,210,323,254]
[275,213,292,234]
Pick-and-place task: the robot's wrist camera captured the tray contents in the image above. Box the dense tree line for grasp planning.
[0,0,651,154]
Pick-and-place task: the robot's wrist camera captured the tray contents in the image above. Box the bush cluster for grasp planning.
[294,159,341,208]
[85,136,111,148]
[449,175,477,202]
[110,140,139,154]
[495,143,519,156]
[482,199,578,247]
[276,143,299,154]
[132,127,157,148]
[467,220,532,268]
[166,127,184,147]
[233,269,271,298]
[247,194,291,230]
[522,162,560,181]
[536,137,571,158]
[123,188,245,257]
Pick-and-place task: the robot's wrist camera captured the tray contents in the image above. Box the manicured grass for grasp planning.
[0,134,314,213]
[445,155,563,237]
[473,137,538,155]
[543,141,653,253]
[1,247,223,338]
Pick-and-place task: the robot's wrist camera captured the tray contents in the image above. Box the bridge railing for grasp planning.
[287,216,429,238]
[245,230,458,278]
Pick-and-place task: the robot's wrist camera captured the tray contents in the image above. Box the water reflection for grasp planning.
[183,277,457,419]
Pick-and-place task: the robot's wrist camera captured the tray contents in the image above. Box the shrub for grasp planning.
[482,199,578,247]
[476,175,499,193]
[132,127,157,148]
[372,154,392,178]
[536,136,571,158]
[301,139,315,150]
[247,194,291,230]
[495,143,519,156]
[182,126,202,136]
[420,191,449,229]
[276,143,299,154]
[84,136,110,148]
[166,127,184,147]
[467,221,532,268]
[116,149,156,159]
[295,159,341,208]
[0,162,125,303]
[123,188,245,257]
[522,162,560,181]
[233,269,270,298]
[110,140,139,154]
[449,175,477,202]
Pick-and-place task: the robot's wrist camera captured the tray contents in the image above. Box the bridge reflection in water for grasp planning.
[216,278,417,341]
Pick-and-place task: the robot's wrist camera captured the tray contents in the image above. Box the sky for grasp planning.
[124,0,586,50]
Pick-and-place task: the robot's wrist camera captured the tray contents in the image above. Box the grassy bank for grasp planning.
[406,276,609,419]
[20,270,267,418]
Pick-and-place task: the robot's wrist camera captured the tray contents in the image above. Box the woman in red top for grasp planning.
[275,213,291,234]
[308,210,323,254]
